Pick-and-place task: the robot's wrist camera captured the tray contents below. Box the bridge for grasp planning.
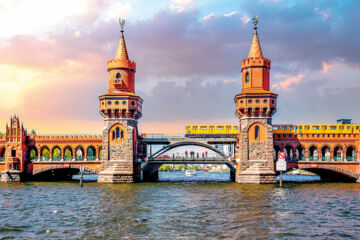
[140,135,236,181]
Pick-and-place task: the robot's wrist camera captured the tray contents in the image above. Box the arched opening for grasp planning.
[29,147,38,161]
[87,146,96,160]
[11,148,16,158]
[64,147,73,161]
[334,146,343,161]
[296,145,305,161]
[346,146,355,161]
[321,146,331,161]
[300,167,357,183]
[112,131,115,140]
[52,146,61,161]
[75,147,84,161]
[309,146,318,161]
[273,145,281,161]
[41,147,50,161]
[284,145,294,162]
[254,125,259,139]
[0,147,5,161]
[98,148,102,160]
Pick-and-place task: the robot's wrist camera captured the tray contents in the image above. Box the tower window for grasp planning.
[116,73,121,79]
[245,72,249,83]
[255,126,259,140]
[116,127,120,139]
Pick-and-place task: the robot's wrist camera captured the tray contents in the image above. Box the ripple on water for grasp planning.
[0,175,359,239]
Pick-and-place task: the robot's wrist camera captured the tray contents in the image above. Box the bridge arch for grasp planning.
[346,145,356,161]
[273,145,281,161]
[320,145,331,161]
[33,164,99,176]
[295,145,305,161]
[149,141,229,159]
[64,146,73,161]
[51,145,61,161]
[298,164,359,182]
[86,145,96,160]
[75,145,85,161]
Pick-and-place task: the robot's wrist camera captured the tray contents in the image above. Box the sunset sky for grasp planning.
[0,0,359,134]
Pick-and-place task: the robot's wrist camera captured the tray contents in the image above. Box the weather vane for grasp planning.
[252,16,259,29]
[119,18,126,32]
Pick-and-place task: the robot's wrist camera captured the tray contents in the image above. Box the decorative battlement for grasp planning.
[34,135,102,141]
[107,59,136,71]
[241,58,271,70]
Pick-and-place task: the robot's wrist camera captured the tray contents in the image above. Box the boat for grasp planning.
[185,170,197,176]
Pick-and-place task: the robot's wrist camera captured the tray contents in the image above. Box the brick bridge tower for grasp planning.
[97,19,143,183]
[234,17,278,183]
[0,115,27,182]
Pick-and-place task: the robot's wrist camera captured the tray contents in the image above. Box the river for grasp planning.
[0,172,359,239]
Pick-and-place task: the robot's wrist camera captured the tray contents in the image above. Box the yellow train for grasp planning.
[186,122,360,136]
[185,124,238,137]
[273,124,360,135]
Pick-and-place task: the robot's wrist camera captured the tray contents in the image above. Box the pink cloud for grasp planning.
[321,61,336,74]
[272,74,304,92]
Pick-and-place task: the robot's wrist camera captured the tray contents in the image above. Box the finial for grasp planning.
[119,18,126,33]
[252,16,259,30]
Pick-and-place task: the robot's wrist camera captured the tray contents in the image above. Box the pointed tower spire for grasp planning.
[248,16,264,59]
[114,18,129,60]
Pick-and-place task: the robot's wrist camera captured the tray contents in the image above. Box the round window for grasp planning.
[240,100,243,104]
[248,100,252,103]
[263,99,268,103]
[108,101,112,105]
[271,100,275,104]
[116,73,121,79]
[131,101,135,106]
[122,101,126,105]
[115,101,119,105]
[256,99,260,103]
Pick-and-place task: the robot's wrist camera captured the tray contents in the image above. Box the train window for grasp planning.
[273,126,279,130]
[234,126,238,130]
[357,127,359,130]
[200,126,207,130]
[330,126,336,130]
[192,126,197,130]
[217,126,224,130]
[209,126,214,130]
[299,126,302,130]
[312,126,319,130]
[322,126,327,130]
[289,126,292,130]
[347,126,351,130]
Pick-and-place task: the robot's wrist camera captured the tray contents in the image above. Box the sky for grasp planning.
[0,0,359,134]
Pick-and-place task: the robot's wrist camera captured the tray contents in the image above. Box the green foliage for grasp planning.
[64,149,72,158]
[41,149,50,158]
[30,149,37,159]
[53,148,61,158]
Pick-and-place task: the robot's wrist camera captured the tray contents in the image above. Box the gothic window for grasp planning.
[245,72,249,83]
[11,148,16,157]
[255,126,259,140]
[121,130,124,139]
[115,73,121,84]
[116,127,120,139]
[112,131,115,140]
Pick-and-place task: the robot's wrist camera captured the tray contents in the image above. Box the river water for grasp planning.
[1,172,359,239]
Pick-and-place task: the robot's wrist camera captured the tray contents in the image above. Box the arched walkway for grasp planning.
[346,146,356,161]
[41,147,50,161]
[284,145,294,162]
[87,146,96,160]
[75,146,85,161]
[28,147,38,161]
[296,145,305,161]
[334,146,344,161]
[273,145,281,161]
[64,146,73,161]
[52,146,61,161]
[309,146,319,161]
[321,146,331,161]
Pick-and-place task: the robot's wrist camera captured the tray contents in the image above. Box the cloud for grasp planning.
[272,74,304,92]
[169,0,195,13]
[224,11,239,17]
[203,13,215,21]
[321,61,336,74]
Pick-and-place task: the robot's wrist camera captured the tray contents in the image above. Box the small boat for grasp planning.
[202,169,208,172]
[185,170,197,176]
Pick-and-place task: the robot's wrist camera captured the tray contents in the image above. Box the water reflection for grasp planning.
[0,180,359,239]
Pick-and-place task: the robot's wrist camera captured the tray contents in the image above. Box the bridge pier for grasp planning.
[142,163,161,182]
[0,170,22,182]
